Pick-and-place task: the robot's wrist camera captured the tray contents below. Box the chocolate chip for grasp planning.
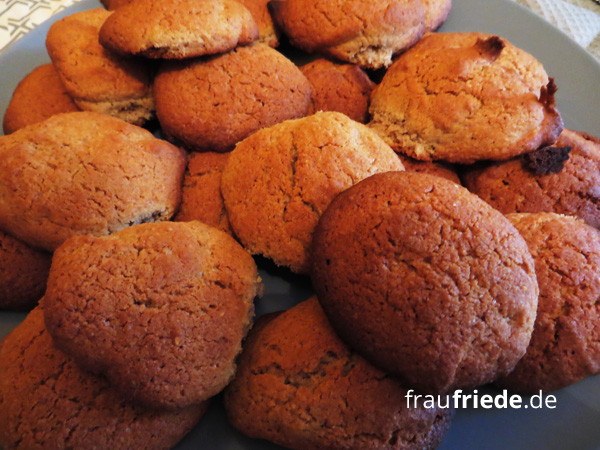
[523,145,572,175]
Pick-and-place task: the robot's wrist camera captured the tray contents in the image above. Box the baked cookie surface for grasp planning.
[0,307,207,450]
[2,64,79,135]
[497,213,600,393]
[311,171,538,394]
[462,129,600,228]
[300,58,375,123]
[221,111,404,274]
[225,296,454,450]
[155,43,311,152]
[237,0,279,47]
[175,152,231,234]
[46,8,154,125]
[369,32,563,163]
[99,0,258,59]
[42,221,261,409]
[0,111,186,252]
[270,0,426,69]
[0,230,51,311]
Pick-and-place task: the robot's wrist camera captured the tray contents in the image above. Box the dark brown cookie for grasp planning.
[311,171,538,394]
[2,64,79,135]
[225,296,454,450]
[42,221,261,409]
[154,43,311,152]
[497,213,600,393]
[0,307,208,450]
[0,230,51,311]
[462,129,600,229]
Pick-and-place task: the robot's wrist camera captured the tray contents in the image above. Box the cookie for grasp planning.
[300,58,375,123]
[369,32,563,164]
[423,0,452,31]
[0,230,51,311]
[2,64,79,135]
[398,154,461,184]
[99,0,258,59]
[155,43,311,152]
[42,221,261,409]
[174,152,231,234]
[0,111,187,252]
[270,0,425,69]
[311,171,538,394]
[496,213,600,393]
[225,296,453,450]
[462,129,600,229]
[221,111,404,274]
[0,307,208,450]
[46,8,154,125]
[238,0,279,47]
[100,0,133,9]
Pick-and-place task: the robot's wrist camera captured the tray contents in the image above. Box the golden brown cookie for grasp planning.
[99,0,258,59]
[0,230,51,311]
[300,58,375,123]
[2,64,79,135]
[311,171,539,394]
[496,213,600,393]
[46,8,154,125]
[0,111,186,252]
[155,43,311,152]
[0,307,208,450]
[423,0,452,31]
[237,0,279,47]
[225,296,454,450]
[462,129,600,229]
[42,221,261,409]
[174,152,231,234]
[221,111,404,274]
[399,154,461,184]
[369,32,563,164]
[270,0,426,69]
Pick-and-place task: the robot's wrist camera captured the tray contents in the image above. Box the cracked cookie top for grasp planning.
[270,0,426,69]
[369,32,563,164]
[0,111,186,253]
[300,58,375,123]
[311,171,539,394]
[99,0,258,59]
[220,111,404,274]
[155,43,311,153]
[225,296,454,450]
[462,129,600,229]
[46,8,155,125]
[496,213,600,393]
[42,221,261,410]
[2,64,79,135]
[0,307,207,449]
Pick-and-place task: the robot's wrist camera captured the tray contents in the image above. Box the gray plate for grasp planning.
[1,0,600,448]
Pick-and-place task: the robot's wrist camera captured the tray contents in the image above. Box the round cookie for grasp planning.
[2,64,79,135]
[423,0,452,31]
[238,0,280,47]
[368,32,563,164]
[42,221,261,409]
[225,296,454,450]
[496,213,600,393]
[462,129,600,229]
[155,43,311,153]
[0,307,208,450]
[99,0,258,59]
[300,58,375,123]
[270,0,426,69]
[46,8,155,125]
[174,152,232,234]
[398,154,461,184]
[0,230,51,311]
[0,111,187,252]
[311,171,539,394]
[221,111,404,274]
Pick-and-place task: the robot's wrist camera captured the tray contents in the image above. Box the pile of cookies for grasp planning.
[1,0,600,449]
